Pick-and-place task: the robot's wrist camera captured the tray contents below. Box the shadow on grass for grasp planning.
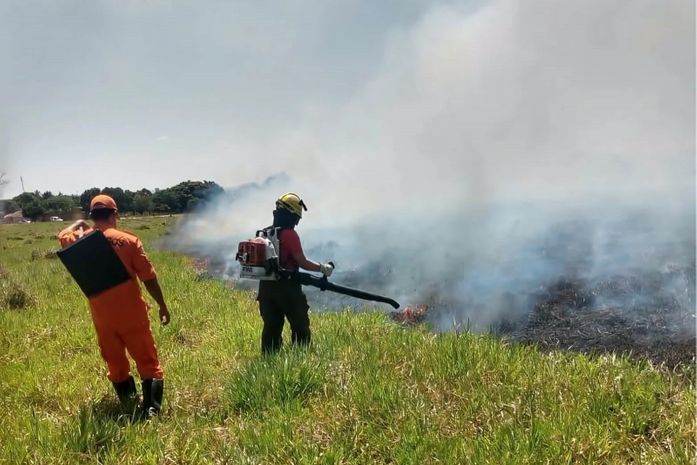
[61,395,150,458]
[89,396,146,425]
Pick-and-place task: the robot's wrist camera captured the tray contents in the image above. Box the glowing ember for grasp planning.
[390,304,429,325]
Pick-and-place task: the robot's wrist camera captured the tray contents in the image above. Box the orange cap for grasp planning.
[90,194,118,212]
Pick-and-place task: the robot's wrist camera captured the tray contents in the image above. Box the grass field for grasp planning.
[0,216,694,464]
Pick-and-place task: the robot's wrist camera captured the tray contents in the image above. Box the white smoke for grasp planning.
[170,0,695,331]
[268,0,694,218]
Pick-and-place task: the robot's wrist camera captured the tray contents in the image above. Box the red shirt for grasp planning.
[278,228,303,271]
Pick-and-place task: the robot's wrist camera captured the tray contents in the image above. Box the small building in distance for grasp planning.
[1,210,26,224]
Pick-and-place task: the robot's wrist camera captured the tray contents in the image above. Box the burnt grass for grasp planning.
[195,253,696,369]
[504,273,696,369]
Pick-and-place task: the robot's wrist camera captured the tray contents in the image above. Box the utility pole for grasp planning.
[20,176,25,192]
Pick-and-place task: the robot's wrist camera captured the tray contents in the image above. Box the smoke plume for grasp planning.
[168,0,695,336]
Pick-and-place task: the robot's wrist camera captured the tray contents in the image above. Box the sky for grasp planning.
[0,0,694,213]
[0,0,456,196]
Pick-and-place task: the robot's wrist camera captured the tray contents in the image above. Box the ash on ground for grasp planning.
[486,269,696,368]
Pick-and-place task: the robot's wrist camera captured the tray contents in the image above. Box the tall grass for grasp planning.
[0,217,694,464]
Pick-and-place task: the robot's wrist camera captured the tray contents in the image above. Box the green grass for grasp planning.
[0,217,694,464]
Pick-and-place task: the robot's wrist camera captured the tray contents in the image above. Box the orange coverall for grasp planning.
[58,226,163,383]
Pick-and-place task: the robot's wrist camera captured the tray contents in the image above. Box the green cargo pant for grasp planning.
[257,279,311,354]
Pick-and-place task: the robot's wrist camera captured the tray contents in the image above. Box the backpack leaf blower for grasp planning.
[236,228,400,309]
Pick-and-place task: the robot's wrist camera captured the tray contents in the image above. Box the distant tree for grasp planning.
[23,200,46,220]
[155,180,224,213]
[133,192,153,214]
[80,188,101,213]
[8,180,223,218]
[13,192,41,209]
[152,189,178,213]
[123,190,136,213]
[154,203,171,213]
[101,187,135,213]
[203,181,224,199]
[45,195,77,217]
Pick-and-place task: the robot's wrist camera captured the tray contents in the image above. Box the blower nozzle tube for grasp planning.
[289,272,400,309]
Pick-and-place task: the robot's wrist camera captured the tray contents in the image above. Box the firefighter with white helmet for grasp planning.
[256,192,334,354]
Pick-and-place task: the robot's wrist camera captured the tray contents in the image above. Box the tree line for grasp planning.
[3,180,223,220]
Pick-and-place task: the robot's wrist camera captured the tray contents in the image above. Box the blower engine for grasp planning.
[235,228,281,280]
[235,227,400,309]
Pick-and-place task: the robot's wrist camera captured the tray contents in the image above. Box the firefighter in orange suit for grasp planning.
[57,194,170,417]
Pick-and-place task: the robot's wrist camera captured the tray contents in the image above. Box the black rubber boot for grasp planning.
[112,376,138,410]
[141,378,164,419]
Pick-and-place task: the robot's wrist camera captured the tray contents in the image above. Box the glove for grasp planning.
[319,261,335,277]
